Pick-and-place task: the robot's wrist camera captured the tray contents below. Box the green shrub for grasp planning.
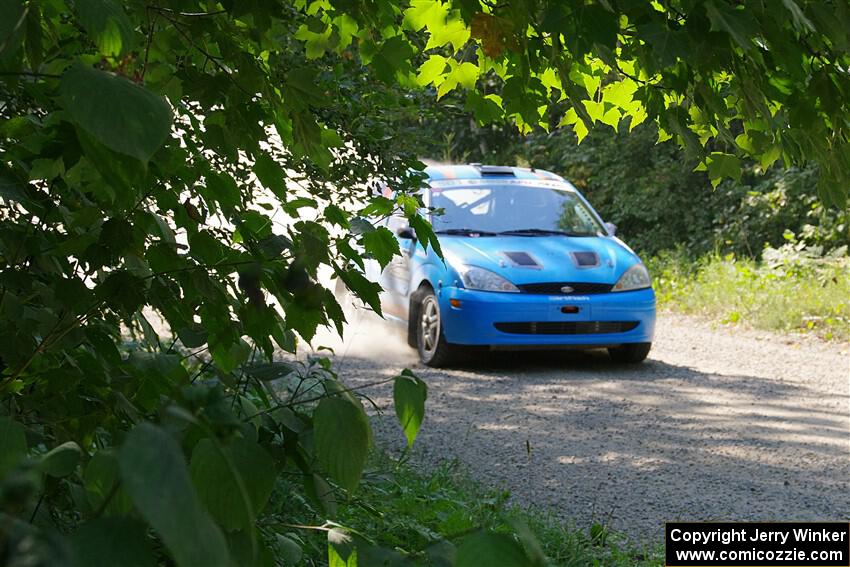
[649,247,850,341]
[275,453,663,567]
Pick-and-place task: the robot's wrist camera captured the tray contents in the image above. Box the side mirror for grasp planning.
[604,222,617,236]
[396,226,416,240]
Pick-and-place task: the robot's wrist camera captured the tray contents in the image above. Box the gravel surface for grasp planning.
[321,311,850,543]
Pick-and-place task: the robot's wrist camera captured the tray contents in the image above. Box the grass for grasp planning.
[273,452,663,566]
[647,249,850,341]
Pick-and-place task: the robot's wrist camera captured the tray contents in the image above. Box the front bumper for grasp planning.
[438,286,656,346]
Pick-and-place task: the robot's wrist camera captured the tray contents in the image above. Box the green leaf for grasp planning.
[349,217,376,235]
[416,54,448,86]
[437,60,479,98]
[294,23,334,59]
[638,23,689,69]
[706,152,742,187]
[324,204,349,228]
[371,36,415,83]
[337,268,383,316]
[292,110,328,166]
[456,531,531,567]
[393,370,427,447]
[253,152,287,201]
[24,4,42,70]
[176,325,208,349]
[314,397,372,492]
[582,100,605,123]
[0,417,27,476]
[228,530,276,567]
[304,472,338,516]
[60,63,172,163]
[704,1,757,51]
[38,441,82,477]
[119,423,231,567]
[189,436,277,532]
[244,361,297,382]
[403,0,449,32]
[781,0,814,32]
[70,518,157,567]
[285,68,328,111]
[0,0,26,61]
[599,107,620,130]
[75,0,136,56]
[425,14,470,51]
[465,92,503,124]
[75,127,147,195]
[84,450,132,515]
[273,534,303,565]
[210,337,251,374]
[362,226,400,269]
[96,270,146,316]
[205,171,241,214]
[408,214,442,257]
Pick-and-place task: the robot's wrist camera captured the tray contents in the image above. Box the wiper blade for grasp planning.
[498,228,598,237]
[434,228,497,236]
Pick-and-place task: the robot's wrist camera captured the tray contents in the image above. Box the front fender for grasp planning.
[405,247,454,345]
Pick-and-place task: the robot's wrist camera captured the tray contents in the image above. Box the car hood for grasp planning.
[439,235,640,285]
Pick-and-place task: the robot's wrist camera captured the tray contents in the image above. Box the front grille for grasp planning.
[494,321,639,335]
[516,282,613,294]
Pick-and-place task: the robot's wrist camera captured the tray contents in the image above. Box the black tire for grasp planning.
[415,289,456,367]
[608,342,652,363]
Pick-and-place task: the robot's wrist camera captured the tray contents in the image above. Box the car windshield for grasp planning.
[429,184,605,236]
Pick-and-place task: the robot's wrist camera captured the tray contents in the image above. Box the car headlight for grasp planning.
[612,263,651,292]
[458,265,519,292]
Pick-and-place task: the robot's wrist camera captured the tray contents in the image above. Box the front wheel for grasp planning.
[416,291,456,367]
[608,342,652,363]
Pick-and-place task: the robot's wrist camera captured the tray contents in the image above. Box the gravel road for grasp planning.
[321,311,850,543]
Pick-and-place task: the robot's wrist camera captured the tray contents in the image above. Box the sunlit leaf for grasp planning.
[393,369,427,447]
[75,0,136,56]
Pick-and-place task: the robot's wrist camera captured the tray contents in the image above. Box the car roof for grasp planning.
[424,164,565,182]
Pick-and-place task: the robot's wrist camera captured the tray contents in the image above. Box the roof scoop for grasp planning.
[472,164,516,176]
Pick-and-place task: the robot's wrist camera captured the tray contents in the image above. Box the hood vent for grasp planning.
[503,251,541,268]
[571,251,600,268]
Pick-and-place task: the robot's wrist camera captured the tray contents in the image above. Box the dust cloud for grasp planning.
[307,304,418,370]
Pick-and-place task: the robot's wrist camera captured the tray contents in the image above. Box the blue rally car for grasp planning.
[367,164,656,367]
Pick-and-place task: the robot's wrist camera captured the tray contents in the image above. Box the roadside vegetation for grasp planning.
[649,248,850,341]
[278,453,663,567]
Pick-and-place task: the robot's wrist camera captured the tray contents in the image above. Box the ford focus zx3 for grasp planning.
[368,164,656,367]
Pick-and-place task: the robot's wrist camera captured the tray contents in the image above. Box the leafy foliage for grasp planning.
[281,455,663,567]
[2,0,849,564]
[649,247,850,341]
